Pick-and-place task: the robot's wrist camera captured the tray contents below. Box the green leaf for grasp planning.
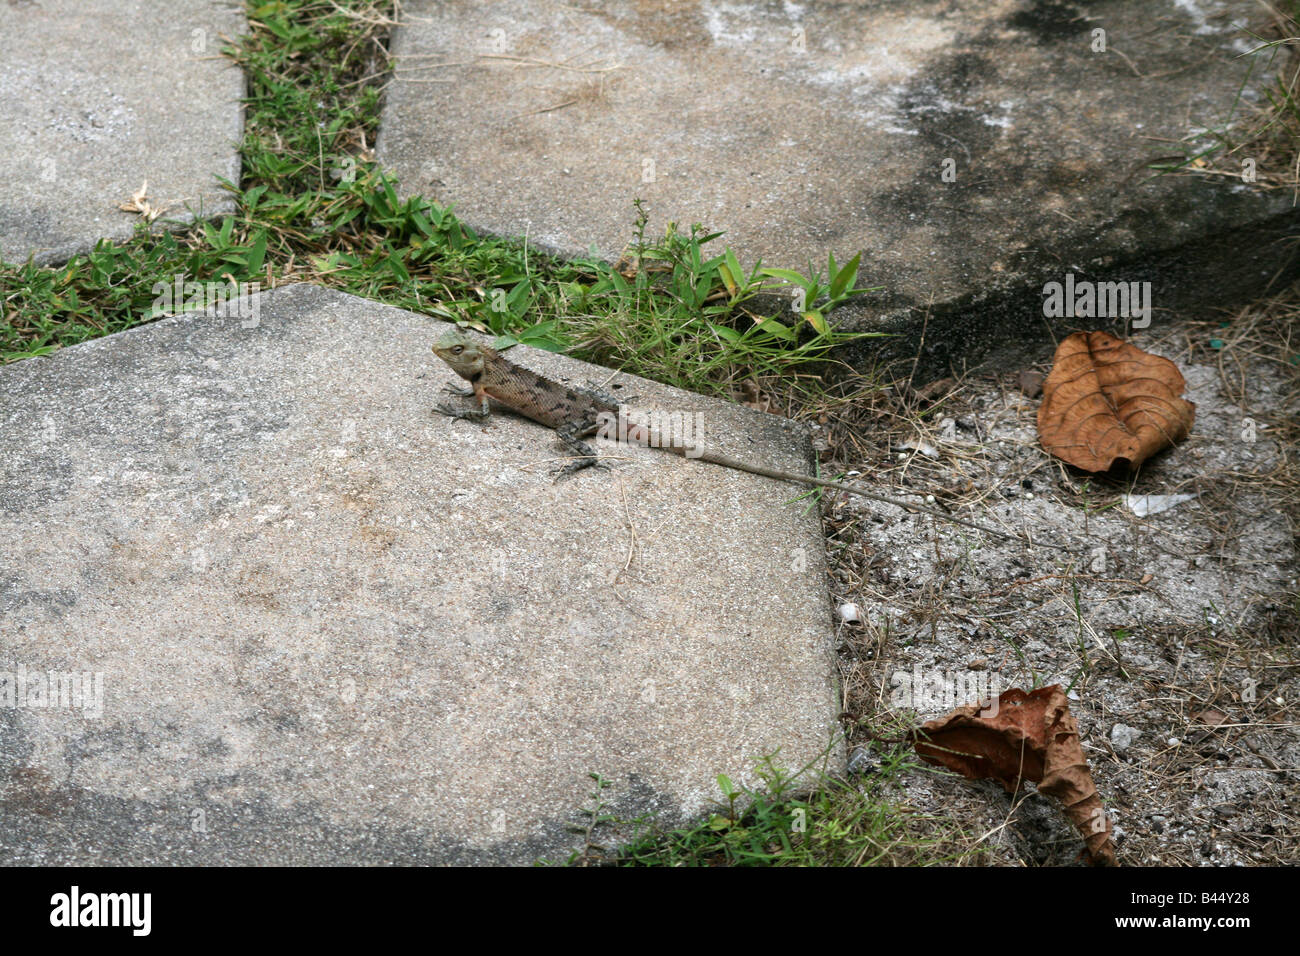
[517,334,566,353]
[386,252,410,284]
[716,773,735,797]
[245,231,267,276]
[752,317,796,341]
[718,262,739,297]
[2,345,56,362]
[506,279,532,316]
[332,206,361,230]
[721,248,747,298]
[242,184,268,211]
[758,267,811,288]
[802,310,829,335]
[830,252,861,301]
[521,319,558,338]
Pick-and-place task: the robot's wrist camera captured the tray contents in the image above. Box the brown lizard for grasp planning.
[431,327,1063,549]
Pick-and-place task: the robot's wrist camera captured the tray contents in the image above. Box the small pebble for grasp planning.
[1111,723,1140,753]
[837,602,863,624]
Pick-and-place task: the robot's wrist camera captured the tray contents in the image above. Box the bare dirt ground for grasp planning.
[823,298,1298,866]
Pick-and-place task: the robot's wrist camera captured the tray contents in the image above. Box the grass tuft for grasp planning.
[2,0,881,417]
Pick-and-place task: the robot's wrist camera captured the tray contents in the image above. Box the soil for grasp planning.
[824,307,1298,865]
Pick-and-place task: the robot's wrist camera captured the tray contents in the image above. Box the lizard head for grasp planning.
[431,327,487,380]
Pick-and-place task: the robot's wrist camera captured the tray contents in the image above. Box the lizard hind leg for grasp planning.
[552,419,606,481]
[434,402,491,422]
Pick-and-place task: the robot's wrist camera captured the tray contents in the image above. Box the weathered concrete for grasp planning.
[0,0,245,266]
[377,0,1300,374]
[0,284,838,864]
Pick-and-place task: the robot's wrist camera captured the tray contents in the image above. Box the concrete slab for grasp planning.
[0,284,837,865]
[376,0,1300,372]
[0,0,245,266]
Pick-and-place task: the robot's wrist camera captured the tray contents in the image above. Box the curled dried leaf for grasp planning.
[909,684,1116,865]
[1037,331,1194,472]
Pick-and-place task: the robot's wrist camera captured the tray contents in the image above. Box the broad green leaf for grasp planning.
[246,232,267,276]
[387,253,410,284]
[518,334,566,353]
[522,319,558,337]
[758,267,810,287]
[332,206,361,230]
[718,262,739,297]
[753,317,796,340]
[830,252,861,300]
[723,248,746,297]
[242,184,268,211]
[608,268,630,296]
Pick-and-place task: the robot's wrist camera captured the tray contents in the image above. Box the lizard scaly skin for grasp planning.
[431,327,1063,549]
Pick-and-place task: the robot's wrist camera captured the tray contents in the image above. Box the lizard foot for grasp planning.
[581,381,636,406]
[552,457,608,482]
[433,403,490,422]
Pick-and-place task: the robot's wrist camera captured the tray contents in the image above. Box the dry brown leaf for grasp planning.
[1017,369,1045,399]
[1037,330,1195,472]
[118,180,163,222]
[1195,708,1229,727]
[912,376,956,404]
[734,380,773,413]
[908,684,1116,865]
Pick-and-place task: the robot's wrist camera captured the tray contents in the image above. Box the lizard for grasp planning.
[430,326,1065,550]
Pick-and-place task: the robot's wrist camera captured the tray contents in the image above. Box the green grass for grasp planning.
[1146,3,1300,188]
[555,749,986,867]
[0,0,881,411]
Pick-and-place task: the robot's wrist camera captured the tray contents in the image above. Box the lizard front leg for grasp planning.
[434,381,491,422]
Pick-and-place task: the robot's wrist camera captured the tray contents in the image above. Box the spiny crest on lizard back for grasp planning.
[432,327,492,379]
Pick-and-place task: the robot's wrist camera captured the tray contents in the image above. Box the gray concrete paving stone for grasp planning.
[377,0,1299,369]
[0,284,839,864]
[0,0,245,266]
